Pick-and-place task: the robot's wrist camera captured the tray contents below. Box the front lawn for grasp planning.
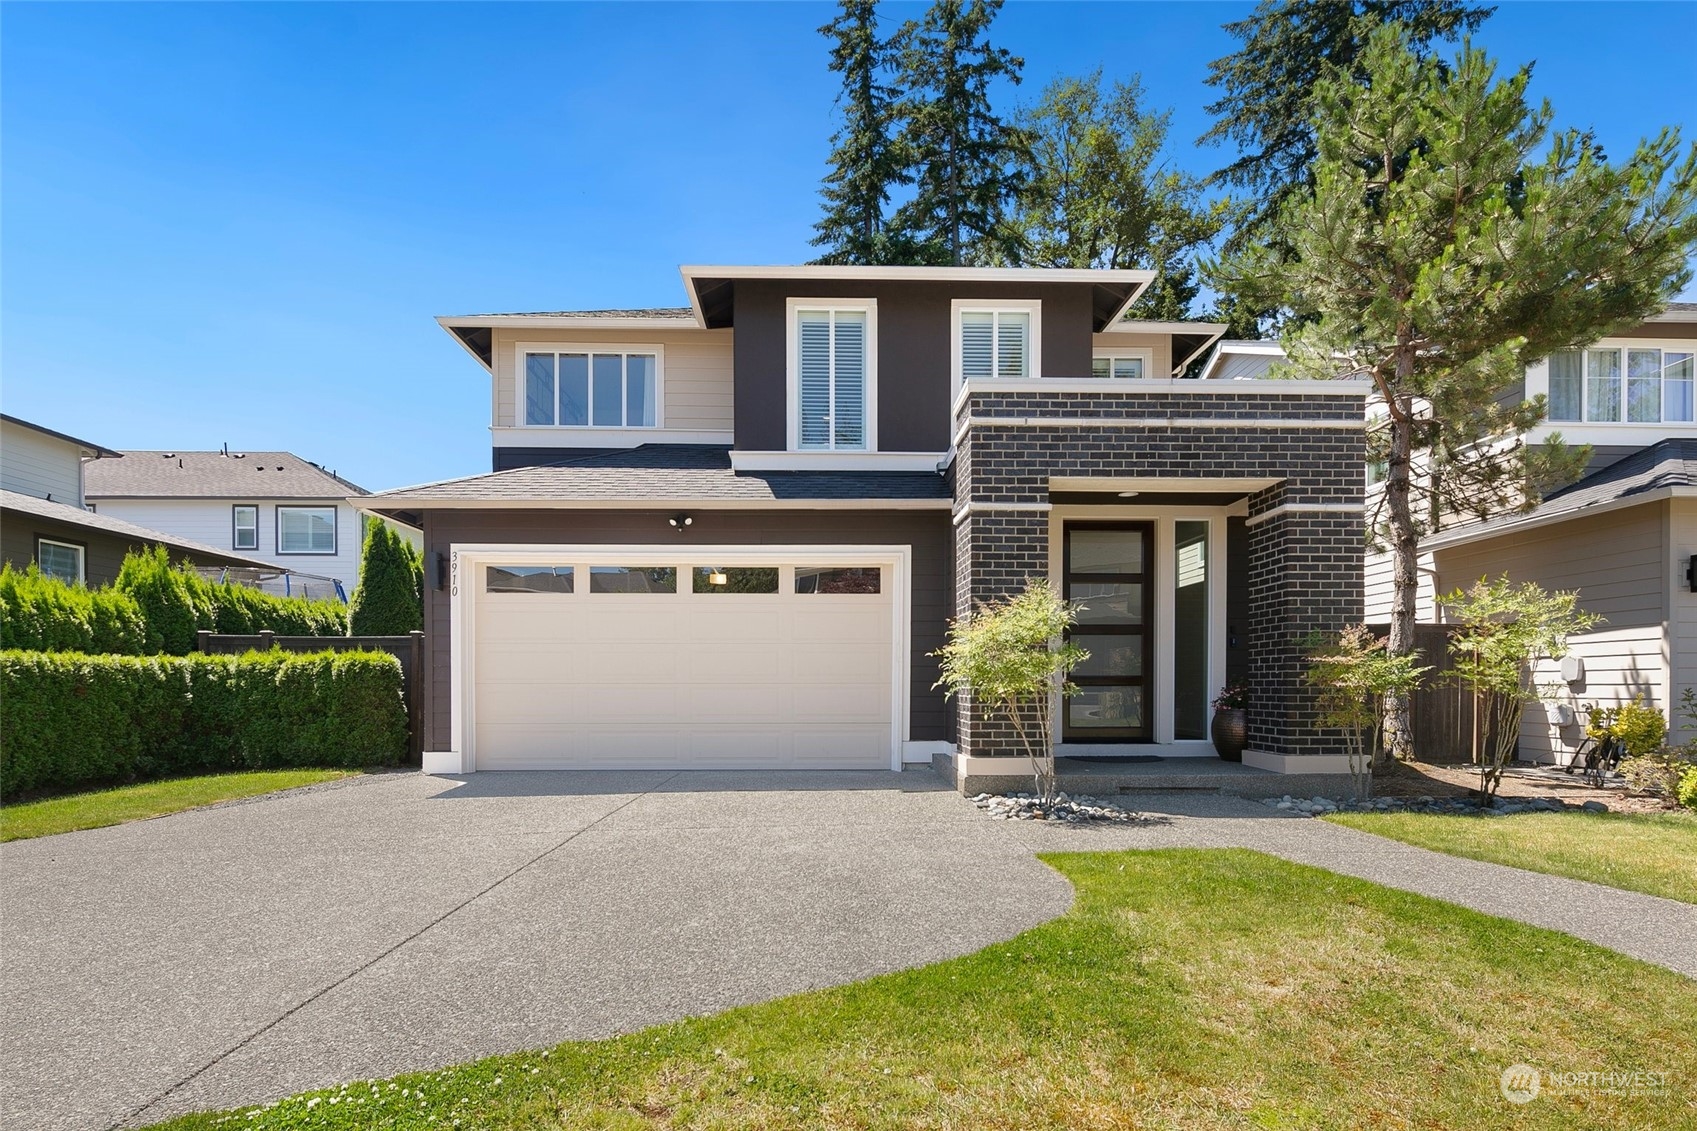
[151,849,1695,1130]
[1326,809,1697,905]
[0,769,357,842]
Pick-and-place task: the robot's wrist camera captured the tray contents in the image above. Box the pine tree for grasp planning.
[348,520,423,636]
[1011,70,1228,319]
[888,0,1028,266]
[1200,1,1492,262]
[812,0,906,265]
[1214,27,1697,759]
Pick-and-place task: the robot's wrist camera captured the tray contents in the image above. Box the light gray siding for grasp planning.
[1,420,86,505]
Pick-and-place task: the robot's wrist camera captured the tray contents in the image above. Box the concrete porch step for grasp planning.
[946,753,1359,800]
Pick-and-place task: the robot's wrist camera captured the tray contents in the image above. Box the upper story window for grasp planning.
[277,506,336,555]
[954,300,1040,381]
[1548,346,1695,424]
[788,300,875,451]
[232,505,258,551]
[522,347,659,428]
[1091,350,1151,379]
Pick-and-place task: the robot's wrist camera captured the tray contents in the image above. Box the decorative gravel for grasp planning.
[969,792,1161,823]
[1263,794,1612,817]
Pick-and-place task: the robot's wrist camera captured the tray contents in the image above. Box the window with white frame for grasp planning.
[1548,346,1695,424]
[277,506,336,554]
[1091,351,1150,379]
[232,505,258,550]
[522,348,658,428]
[36,538,84,585]
[956,304,1036,380]
[791,302,873,450]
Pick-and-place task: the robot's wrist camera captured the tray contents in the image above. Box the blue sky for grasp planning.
[4,1,1694,491]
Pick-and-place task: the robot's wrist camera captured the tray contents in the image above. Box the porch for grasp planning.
[938,750,1359,800]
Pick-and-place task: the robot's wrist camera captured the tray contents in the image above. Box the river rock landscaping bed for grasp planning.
[969,792,1160,823]
[1264,794,1611,817]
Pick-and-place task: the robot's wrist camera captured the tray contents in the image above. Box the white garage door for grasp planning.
[467,553,899,770]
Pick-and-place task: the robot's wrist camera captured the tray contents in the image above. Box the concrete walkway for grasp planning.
[1,772,1691,1131]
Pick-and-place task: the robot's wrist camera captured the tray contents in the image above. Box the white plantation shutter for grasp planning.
[996,312,1029,378]
[960,312,994,380]
[798,312,833,448]
[832,311,866,449]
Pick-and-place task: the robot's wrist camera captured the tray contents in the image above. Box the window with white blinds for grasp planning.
[955,304,1037,381]
[793,305,871,450]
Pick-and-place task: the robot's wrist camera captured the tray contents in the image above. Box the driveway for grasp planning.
[0,770,1073,1131]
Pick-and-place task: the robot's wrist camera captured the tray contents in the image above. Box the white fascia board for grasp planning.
[1421,486,1697,551]
[951,376,1372,422]
[1171,328,1230,377]
[436,314,703,331]
[1102,320,1229,336]
[729,450,949,473]
[490,426,734,448]
[352,496,952,512]
[679,264,1154,285]
[1049,475,1281,494]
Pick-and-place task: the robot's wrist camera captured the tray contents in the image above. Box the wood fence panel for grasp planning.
[1369,623,1477,763]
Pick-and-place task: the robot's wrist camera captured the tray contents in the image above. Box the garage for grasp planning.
[458,546,908,770]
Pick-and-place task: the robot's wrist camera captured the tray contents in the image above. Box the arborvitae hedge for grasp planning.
[0,564,147,653]
[0,649,407,796]
[347,520,424,636]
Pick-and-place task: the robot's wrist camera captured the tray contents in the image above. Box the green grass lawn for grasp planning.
[150,849,1696,1130]
[1326,809,1697,905]
[0,769,357,842]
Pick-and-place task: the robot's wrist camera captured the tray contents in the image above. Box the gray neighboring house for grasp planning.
[85,450,369,598]
[0,414,271,586]
[361,264,1370,787]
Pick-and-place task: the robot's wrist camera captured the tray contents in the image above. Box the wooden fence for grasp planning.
[196,629,425,763]
[1368,622,1478,763]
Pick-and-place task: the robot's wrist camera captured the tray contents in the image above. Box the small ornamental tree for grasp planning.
[1441,577,1602,802]
[347,520,423,636]
[932,579,1086,807]
[1303,625,1428,800]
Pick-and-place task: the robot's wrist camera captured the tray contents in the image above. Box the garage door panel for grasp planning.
[790,606,890,643]
[675,682,792,720]
[792,682,888,724]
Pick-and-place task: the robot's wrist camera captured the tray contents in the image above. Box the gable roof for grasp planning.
[85,451,366,499]
[1425,438,1697,550]
[1,489,274,568]
[360,445,951,510]
[0,414,121,458]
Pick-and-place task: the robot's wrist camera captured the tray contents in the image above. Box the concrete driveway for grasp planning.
[0,770,1072,1131]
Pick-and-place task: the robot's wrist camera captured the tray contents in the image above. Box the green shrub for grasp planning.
[347,520,423,635]
[1618,751,1695,799]
[1587,696,1668,757]
[0,648,406,796]
[0,564,147,654]
[111,546,346,652]
[1678,766,1697,813]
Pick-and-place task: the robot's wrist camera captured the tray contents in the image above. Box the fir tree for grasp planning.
[888,0,1028,266]
[1214,27,1697,759]
[348,519,423,636]
[812,0,905,265]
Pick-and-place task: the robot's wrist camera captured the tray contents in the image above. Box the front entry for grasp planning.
[1062,522,1153,741]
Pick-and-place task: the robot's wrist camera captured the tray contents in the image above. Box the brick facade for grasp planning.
[953,386,1366,762]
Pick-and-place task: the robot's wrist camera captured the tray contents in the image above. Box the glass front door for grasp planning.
[1062,523,1153,742]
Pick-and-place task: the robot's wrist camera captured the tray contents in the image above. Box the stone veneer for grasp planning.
[952,386,1366,763]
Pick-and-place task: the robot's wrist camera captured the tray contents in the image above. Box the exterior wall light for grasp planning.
[708,570,727,586]
[668,513,693,532]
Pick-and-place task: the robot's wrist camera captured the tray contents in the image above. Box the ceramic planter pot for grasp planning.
[1211,707,1247,762]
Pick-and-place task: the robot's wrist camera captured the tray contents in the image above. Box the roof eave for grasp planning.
[352,496,953,512]
[1424,484,1697,551]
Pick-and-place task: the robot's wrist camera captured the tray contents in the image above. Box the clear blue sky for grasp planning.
[4,1,1693,491]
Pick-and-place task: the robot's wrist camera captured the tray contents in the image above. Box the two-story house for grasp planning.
[1,414,270,585]
[1202,304,1697,761]
[85,451,369,599]
[360,265,1370,789]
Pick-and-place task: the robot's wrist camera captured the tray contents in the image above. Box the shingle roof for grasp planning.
[366,445,950,505]
[85,451,366,499]
[1,489,274,568]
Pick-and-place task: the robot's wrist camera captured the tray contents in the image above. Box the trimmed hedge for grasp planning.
[0,648,406,796]
[115,546,346,653]
[0,564,147,653]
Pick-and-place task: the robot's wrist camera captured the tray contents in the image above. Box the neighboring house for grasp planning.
[1200,304,1697,762]
[360,264,1369,784]
[0,414,271,585]
[85,451,369,596]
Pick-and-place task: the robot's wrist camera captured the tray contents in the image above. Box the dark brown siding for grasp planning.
[420,508,953,752]
[732,279,1098,453]
[0,508,254,586]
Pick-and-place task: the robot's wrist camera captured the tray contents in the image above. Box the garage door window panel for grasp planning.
[589,566,678,593]
[486,565,575,594]
[692,567,779,593]
[795,566,882,594]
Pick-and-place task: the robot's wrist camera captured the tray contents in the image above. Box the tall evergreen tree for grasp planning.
[889,0,1028,266]
[812,0,905,265]
[1011,71,1228,320]
[348,519,424,636]
[1200,1,1492,268]
[1214,27,1697,759]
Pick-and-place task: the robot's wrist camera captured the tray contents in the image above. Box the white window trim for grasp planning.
[276,505,338,556]
[785,298,878,452]
[951,299,1042,392]
[232,504,259,551]
[1535,340,1697,428]
[37,537,85,585]
[1091,347,1154,380]
[514,342,666,430]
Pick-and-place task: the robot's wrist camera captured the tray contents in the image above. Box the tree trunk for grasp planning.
[1382,391,1420,763]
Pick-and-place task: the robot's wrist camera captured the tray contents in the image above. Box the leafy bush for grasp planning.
[112,546,346,652]
[1586,696,1667,757]
[0,648,406,796]
[1618,751,1695,799]
[0,563,147,653]
[347,520,423,635]
[1677,766,1697,813]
